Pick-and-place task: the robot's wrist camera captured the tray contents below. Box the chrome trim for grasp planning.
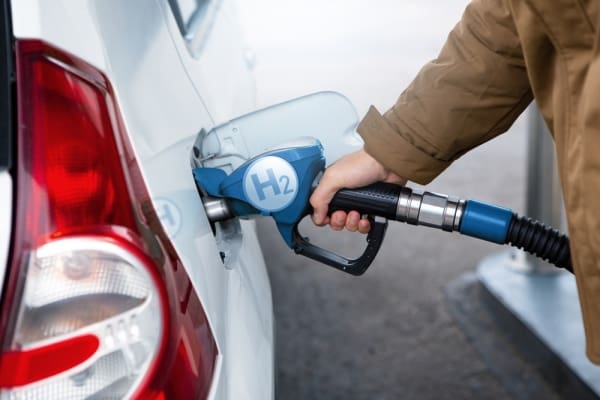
[396,186,412,222]
[203,196,232,222]
[394,184,466,232]
[454,199,466,231]
[407,189,423,225]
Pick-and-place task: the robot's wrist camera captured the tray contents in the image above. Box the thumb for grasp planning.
[309,184,333,225]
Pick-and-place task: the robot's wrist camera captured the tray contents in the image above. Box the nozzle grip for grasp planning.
[292,217,388,276]
[329,182,402,220]
[290,182,397,275]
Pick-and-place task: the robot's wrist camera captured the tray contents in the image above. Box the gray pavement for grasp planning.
[258,220,512,399]
[238,1,539,398]
[446,272,562,400]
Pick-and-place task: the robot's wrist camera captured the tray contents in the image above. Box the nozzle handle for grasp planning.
[292,217,388,276]
[286,183,396,275]
[329,182,402,219]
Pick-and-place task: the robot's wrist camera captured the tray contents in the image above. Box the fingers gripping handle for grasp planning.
[328,183,402,219]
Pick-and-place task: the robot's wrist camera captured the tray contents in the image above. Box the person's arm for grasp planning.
[311,0,532,231]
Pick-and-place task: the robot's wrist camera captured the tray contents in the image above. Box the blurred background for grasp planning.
[237,1,532,399]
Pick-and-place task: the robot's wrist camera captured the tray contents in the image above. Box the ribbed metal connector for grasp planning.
[396,187,465,232]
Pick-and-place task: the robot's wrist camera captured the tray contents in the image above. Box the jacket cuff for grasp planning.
[357,106,451,185]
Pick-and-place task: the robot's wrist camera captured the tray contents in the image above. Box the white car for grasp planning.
[0,0,275,398]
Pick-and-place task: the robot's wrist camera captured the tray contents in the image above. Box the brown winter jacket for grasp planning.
[357,0,600,364]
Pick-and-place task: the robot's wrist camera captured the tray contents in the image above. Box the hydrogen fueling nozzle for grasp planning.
[194,138,387,275]
[193,138,572,276]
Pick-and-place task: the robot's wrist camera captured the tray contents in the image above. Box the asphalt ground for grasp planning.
[238,1,541,398]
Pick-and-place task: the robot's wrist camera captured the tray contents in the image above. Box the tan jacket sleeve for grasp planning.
[358,0,532,184]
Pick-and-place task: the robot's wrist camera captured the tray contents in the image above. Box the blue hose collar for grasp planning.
[459,200,513,244]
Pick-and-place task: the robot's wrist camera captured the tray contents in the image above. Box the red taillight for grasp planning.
[0,40,217,399]
[18,42,136,239]
[31,52,133,231]
[0,334,99,387]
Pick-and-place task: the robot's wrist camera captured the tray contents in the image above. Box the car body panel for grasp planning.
[157,0,258,122]
[8,0,274,397]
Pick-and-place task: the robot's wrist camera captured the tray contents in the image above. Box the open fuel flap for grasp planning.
[191,91,363,172]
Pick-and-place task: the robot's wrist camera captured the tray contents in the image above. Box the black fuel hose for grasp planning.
[505,214,572,273]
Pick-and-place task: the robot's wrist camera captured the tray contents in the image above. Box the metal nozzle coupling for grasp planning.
[203,196,232,222]
[396,187,465,232]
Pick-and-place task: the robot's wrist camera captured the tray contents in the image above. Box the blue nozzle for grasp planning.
[193,142,325,248]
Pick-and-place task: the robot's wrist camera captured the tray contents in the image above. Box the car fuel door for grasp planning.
[192,91,363,173]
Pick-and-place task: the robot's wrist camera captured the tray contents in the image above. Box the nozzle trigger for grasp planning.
[290,217,388,276]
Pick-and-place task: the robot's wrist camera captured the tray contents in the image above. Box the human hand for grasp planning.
[309,149,406,233]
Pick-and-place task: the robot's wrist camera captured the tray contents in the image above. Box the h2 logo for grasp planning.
[243,156,299,212]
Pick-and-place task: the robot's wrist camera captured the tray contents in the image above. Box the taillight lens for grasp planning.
[1,236,163,398]
[0,40,217,399]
